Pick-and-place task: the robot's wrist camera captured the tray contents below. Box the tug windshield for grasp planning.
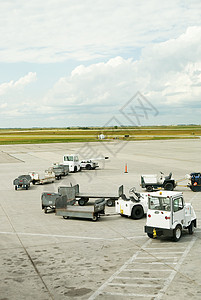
[149,197,171,211]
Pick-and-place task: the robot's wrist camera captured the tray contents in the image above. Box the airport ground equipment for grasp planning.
[13,175,32,190]
[188,172,201,192]
[58,184,124,207]
[41,192,60,213]
[56,196,106,221]
[141,172,176,192]
[49,163,69,179]
[80,159,99,170]
[115,187,148,219]
[63,154,109,172]
[29,170,55,184]
[145,190,196,241]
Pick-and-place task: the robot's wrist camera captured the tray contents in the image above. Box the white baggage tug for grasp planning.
[145,191,197,241]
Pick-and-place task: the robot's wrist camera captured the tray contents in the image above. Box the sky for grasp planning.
[0,0,201,128]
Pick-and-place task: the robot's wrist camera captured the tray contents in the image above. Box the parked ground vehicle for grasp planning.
[63,154,108,172]
[29,170,55,184]
[56,196,106,221]
[115,187,148,219]
[80,159,99,170]
[49,163,69,179]
[188,172,201,192]
[63,154,81,172]
[141,172,176,192]
[13,175,32,190]
[145,191,196,241]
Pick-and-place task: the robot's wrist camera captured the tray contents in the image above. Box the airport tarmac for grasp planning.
[0,139,201,300]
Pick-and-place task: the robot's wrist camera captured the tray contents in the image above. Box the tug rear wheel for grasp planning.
[173,225,182,242]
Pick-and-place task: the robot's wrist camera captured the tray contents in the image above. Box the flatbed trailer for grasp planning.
[56,196,105,221]
[58,184,124,206]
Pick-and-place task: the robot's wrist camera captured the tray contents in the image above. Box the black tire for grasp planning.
[74,166,77,172]
[164,182,174,191]
[173,225,182,242]
[92,215,98,221]
[188,221,195,235]
[78,198,86,206]
[15,186,17,190]
[146,186,153,192]
[26,185,28,190]
[63,216,69,219]
[131,205,144,219]
[44,207,48,214]
[86,164,92,170]
[147,233,153,238]
[106,199,114,207]
[32,180,35,185]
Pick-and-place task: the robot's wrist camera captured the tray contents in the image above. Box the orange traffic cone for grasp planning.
[124,163,128,173]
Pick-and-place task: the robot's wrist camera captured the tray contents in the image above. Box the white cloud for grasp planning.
[1,25,201,127]
[0,72,37,96]
[40,25,201,125]
[1,0,201,63]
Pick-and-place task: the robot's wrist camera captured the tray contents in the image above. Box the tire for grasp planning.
[188,221,195,235]
[15,186,17,190]
[26,185,28,190]
[44,207,48,214]
[63,216,69,219]
[106,199,114,207]
[164,182,174,191]
[146,186,153,192]
[147,233,153,238]
[86,164,92,170]
[92,215,98,221]
[173,225,182,242]
[74,166,77,172]
[78,198,86,206]
[131,205,144,219]
[32,180,35,185]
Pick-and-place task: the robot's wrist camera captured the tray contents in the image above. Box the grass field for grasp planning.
[0,125,200,144]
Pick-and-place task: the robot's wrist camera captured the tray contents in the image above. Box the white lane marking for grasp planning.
[88,239,152,300]
[135,257,179,260]
[115,277,165,281]
[103,292,156,297]
[0,231,146,241]
[125,268,172,272]
[155,237,197,300]
[108,282,161,288]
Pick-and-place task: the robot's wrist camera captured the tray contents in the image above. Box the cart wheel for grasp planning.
[15,186,17,190]
[106,199,114,207]
[164,182,174,191]
[131,205,144,219]
[92,215,98,221]
[78,198,86,206]
[173,225,182,242]
[188,221,195,235]
[146,186,153,192]
[147,233,153,238]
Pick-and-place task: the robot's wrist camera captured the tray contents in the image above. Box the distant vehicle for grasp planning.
[80,159,99,170]
[145,191,196,241]
[141,172,176,192]
[63,154,108,172]
[13,175,32,190]
[29,170,55,184]
[63,154,81,172]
